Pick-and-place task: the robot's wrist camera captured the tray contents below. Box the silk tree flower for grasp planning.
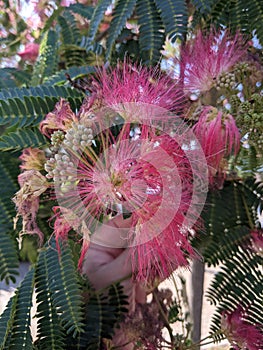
[221,306,263,349]
[178,29,247,94]
[85,60,186,120]
[40,98,78,138]
[18,43,39,62]
[13,170,49,244]
[19,147,46,171]
[193,106,240,186]
[51,120,197,282]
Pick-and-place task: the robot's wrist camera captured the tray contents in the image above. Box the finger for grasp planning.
[85,248,132,289]
[91,215,133,248]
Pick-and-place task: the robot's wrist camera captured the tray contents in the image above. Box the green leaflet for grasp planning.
[0,268,35,350]
[0,85,84,128]
[0,153,20,284]
[207,250,263,340]
[153,0,188,41]
[31,30,59,86]
[34,247,66,350]
[192,178,263,340]
[82,283,128,349]
[0,69,31,90]
[0,294,18,349]
[46,238,84,338]
[86,0,113,46]
[0,128,47,152]
[194,0,263,45]
[137,0,164,64]
[106,0,137,59]
[193,178,263,265]
[58,11,81,46]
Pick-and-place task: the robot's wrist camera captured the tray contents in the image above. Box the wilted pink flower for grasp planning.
[52,206,90,268]
[221,306,263,349]
[40,98,78,138]
[193,106,240,186]
[178,29,247,93]
[19,148,46,171]
[87,60,185,117]
[13,170,49,244]
[18,43,39,62]
[52,206,73,245]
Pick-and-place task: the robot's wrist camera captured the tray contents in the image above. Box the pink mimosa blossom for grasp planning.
[19,148,46,171]
[178,29,247,93]
[40,98,78,138]
[53,122,196,282]
[193,106,240,186]
[18,43,39,62]
[221,306,263,349]
[87,60,185,118]
[13,170,49,244]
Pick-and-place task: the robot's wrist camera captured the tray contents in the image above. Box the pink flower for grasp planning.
[52,122,196,282]
[19,148,46,171]
[221,306,263,349]
[178,29,246,93]
[18,43,39,62]
[40,98,78,138]
[13,170,49,244]
[60,0,76,6]
[86,60,185,118]
[193,106,240,186]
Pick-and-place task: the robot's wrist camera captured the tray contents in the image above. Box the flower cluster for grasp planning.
[193,106,240,187]
[221,305,263,350]
[13,31,245,283]
[178,29,247,94]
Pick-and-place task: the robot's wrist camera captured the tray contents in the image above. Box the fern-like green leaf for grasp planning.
[191,0,214,14]
[0,86,84,128]
[4,269,35,350]
[31,30,59,86]
[207,249,263,339]
[34,247,66,350]
[199,0,263,45]
[0,128,47,152]
[137,0,164,64]
[153,0,188,41]
[0,234,19,284]
[0,293,18,349]
[193,178,263,266]
[0,152,20,283]
[43,66,95,86]
[84,283,128,349]
[58,11,80,46]
[46,238,84,337]
[66,3,94,20]
[106,0,137,59]
[0,68,31,90]
[86,0,113,46]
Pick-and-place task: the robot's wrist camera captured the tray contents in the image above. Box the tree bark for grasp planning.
[191,259,205,348]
